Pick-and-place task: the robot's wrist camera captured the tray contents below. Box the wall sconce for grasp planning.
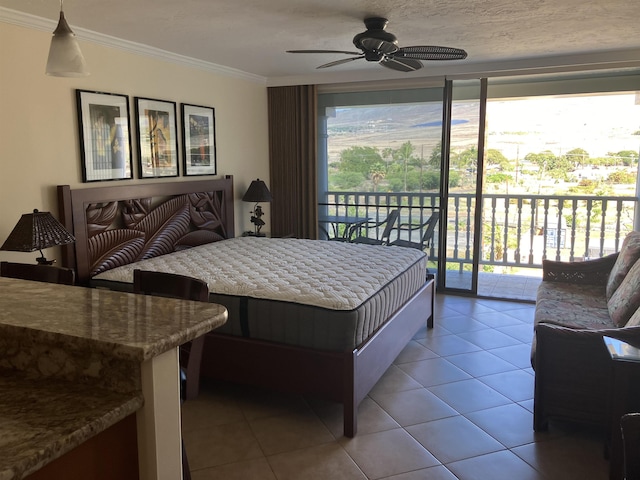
[45,0,89,77]
[1,209,76,265]
[242,179,272,236]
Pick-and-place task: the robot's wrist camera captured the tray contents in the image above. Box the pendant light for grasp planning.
[45,0,89,77]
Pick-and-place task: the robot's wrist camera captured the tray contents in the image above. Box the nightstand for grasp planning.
[603,336,640,480]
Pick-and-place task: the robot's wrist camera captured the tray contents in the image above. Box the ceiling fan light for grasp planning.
[45,9,89,77]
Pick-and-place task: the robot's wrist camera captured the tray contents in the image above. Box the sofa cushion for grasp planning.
[606,231,640,301]
[626,306,640,327]
[608,258,640,327]
[536,281,612,330]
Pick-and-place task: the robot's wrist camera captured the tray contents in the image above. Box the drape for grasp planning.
[267,85,318,239]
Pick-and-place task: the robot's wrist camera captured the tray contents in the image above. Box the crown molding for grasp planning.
[0,7,267,85]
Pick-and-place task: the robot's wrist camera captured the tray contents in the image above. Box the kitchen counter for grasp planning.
[0,277,227,480]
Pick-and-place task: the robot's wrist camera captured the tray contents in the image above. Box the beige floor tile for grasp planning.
[191,457,277,480]
[369,388,457,427]
[268,443,367,480]
[380,465,458,480]
[447,450,542,480]
[397,357,471,387]
[234,386,312,421]
[393,340,439,363]
[310,396,400,438]
[368,365,423,395]
[429,378,511,413]
[512,428,609,480]
[407,416,504,464]
[250,410,334,456]
[181,389,245,433]
[341,428,440,479]
[476,369,534,402]
[183,421,264,470]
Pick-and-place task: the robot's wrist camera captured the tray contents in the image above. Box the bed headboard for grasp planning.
[57,175,235,285]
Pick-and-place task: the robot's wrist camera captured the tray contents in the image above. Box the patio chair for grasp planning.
[351,209,399,245]
[389,211,440,252]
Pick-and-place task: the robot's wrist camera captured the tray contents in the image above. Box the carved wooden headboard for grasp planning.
[57,175,235,285]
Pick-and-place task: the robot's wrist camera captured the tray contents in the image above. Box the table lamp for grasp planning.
[242,179,272,236]
[1,209,76,265]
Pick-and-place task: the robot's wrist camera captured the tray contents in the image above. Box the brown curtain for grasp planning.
[268,85,318,239]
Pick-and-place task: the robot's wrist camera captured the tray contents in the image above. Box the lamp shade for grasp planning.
[1,209,75,253]
[45,10,89,77]
[242,179,272,203]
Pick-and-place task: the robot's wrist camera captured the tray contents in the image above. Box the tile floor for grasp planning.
[181,294,610,480]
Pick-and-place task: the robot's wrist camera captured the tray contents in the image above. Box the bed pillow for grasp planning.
[606,231,640,301]
[608,258,640,327]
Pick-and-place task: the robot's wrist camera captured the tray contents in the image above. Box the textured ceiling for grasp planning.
[1,0,639,85]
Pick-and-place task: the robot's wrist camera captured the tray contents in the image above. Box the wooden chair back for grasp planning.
[0,261,75,285]
[133,269,209,302]
[132,269,209,403]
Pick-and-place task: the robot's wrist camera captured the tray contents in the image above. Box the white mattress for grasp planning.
[92,237,426,311]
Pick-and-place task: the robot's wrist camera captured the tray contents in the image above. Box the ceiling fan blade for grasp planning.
[317,56,365,69]
[380,56,423,72]
[396,46,468,61]
[287,49,363,55]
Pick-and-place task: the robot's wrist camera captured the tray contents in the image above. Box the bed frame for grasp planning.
[57,176,434,437]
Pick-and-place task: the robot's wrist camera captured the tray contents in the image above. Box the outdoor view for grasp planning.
[322,89,640,290]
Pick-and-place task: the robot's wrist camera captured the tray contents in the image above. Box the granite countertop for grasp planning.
[0,277,228,480]
[0,278,228,362]
[0,371,144,480]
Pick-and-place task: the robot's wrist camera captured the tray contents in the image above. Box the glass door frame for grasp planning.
[437,78,488,294]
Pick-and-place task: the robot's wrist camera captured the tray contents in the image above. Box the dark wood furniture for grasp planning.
[133,269,211,480]
[0,261,75,285]
[57,176,435,437]
[604,336,640,480]
[621,413,640,480]
[133,269,208,401]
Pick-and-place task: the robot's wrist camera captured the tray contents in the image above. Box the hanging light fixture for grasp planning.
[45,0,89,77]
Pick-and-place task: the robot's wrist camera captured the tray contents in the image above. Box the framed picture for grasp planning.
[135,97,179,178]
[181,103,217,176]
[76,90,133,182]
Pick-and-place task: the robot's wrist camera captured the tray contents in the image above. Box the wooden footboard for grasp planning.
[200,279,434,437]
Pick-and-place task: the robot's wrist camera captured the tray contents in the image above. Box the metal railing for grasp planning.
[320,191,638,272]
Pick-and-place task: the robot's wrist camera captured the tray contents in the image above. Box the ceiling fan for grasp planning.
[287,17,468,72]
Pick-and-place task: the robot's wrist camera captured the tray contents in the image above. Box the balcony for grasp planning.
[320,191,638,301]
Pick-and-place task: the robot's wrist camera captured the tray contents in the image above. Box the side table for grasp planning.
[603,336,640,480]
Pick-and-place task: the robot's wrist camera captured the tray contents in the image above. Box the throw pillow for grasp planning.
[606,231,640,301]
[609,258,640,327]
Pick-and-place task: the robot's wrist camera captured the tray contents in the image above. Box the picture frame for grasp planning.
[135,97,179,178]
[181,103,217,176]
[76,90,133,182]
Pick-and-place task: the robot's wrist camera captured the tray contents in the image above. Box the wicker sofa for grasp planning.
[532,231,640,431]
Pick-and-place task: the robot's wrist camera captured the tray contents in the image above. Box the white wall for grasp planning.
[0,22,270,264]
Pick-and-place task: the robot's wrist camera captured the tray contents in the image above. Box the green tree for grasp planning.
[330,171,365,190]
[565,148,590,167]
[337,146,383,177]
[485,149,510,170]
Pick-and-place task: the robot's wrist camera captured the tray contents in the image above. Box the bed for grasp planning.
[57,175,435,437]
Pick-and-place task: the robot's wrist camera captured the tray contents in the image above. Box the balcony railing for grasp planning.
[320,191,638,273]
